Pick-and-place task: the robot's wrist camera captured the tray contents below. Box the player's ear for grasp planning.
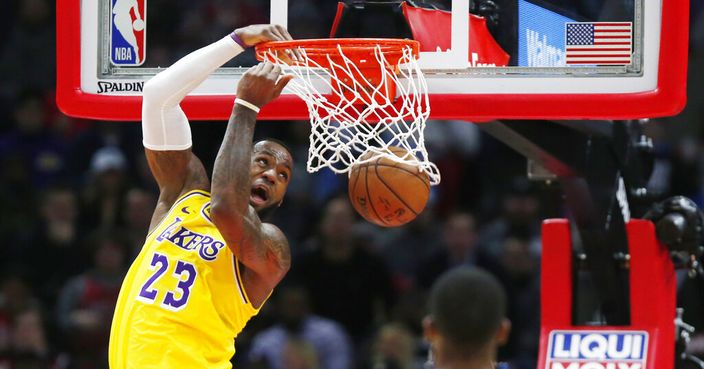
[423,315,438,343]
[495,318,512,346]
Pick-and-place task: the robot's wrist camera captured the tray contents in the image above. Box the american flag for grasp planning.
[565,22,632,65]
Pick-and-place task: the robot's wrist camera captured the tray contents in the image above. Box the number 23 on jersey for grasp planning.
[137,252,197,311]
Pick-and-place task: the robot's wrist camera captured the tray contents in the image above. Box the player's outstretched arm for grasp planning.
[210,62,292,286]
[141,25,293,232]
[141,29,247,231]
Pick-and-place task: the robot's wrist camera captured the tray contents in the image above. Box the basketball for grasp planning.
[133,19,145,31]
[348,146,430,227]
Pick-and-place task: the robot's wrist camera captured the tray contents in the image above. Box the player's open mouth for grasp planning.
[250,185,269,206]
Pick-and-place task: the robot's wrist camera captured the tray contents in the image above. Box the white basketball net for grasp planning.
[261,43,441,185]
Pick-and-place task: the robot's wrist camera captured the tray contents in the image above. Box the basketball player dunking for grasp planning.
[109,24,295,368]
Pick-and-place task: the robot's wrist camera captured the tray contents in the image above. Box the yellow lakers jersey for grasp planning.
[109,190,262,369]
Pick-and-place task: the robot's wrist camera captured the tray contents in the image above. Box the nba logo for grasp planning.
[110,0,146,66]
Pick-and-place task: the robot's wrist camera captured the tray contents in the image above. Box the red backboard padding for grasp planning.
[401,2,509,66]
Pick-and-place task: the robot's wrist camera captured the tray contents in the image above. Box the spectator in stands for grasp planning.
[369,323,422,369]
[56,230,127,369]
[80,146,130,229]
[26,185,87,305]
[0,0,54,97]
[281,338,320,369]
[416,212,479,289]
[0,91,68,189]
[495,236,540,369]
[476,178,541,262]
[0,272,43,368]
[249,285,352,369]
[8,308,54,369]
[424,120,483,215]
[292,197,395,344]
[0,152,36,254]
[121,187,156,258]
[380,205,442,293]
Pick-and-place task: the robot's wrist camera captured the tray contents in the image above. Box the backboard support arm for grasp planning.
[479,119,657,325]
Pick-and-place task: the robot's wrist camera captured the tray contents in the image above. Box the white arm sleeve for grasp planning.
[142,36,244,150]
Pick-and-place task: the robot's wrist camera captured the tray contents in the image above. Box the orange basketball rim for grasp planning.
[255,38,420,104]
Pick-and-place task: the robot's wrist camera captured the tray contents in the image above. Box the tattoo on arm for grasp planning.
[211,107,258,217]
[233,215,290,276]
[264,234,291,272]
[146,150,209,197]
[211,107,291,277]
[145,149,191,194]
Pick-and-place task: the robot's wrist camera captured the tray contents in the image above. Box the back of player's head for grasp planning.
[428,267,507,352]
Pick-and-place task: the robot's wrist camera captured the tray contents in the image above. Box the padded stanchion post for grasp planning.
[538,219,675,369]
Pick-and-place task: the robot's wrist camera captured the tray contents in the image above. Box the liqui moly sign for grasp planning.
[546,331,648,369]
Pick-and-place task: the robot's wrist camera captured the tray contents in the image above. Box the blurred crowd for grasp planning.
[1,0,703,369]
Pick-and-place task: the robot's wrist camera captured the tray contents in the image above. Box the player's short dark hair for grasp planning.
[429,267,507,351]
[254,137,293,158]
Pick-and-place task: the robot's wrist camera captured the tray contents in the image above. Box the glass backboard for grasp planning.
[56,0,689,121]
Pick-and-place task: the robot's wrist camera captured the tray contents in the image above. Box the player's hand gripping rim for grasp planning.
[236,62,293,111]
[234,24,302,62]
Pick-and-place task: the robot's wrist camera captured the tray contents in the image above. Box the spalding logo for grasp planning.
[546,331,648,369]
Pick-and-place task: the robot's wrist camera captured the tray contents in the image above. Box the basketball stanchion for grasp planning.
[539,220,676,369]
